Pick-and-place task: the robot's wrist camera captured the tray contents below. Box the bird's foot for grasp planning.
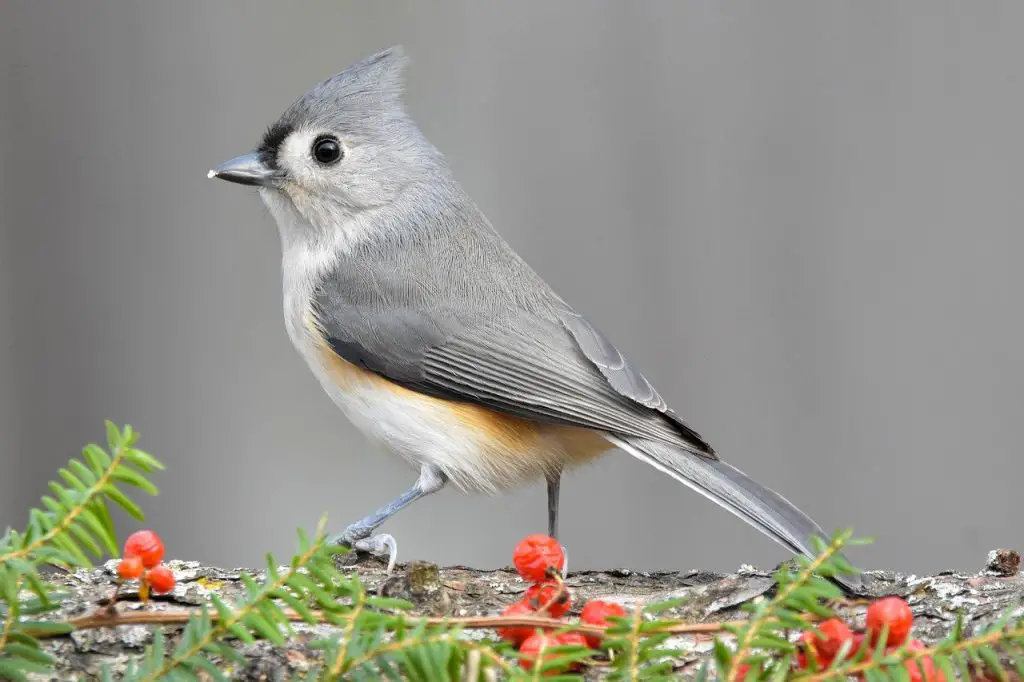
[329,526,399,574]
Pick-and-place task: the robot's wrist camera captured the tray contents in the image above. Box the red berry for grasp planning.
[798,630,831,668]
[496,600,539,646]
[580,599,627,648]
[555,632,588,648]
[554,632,589,671]
[866,597,913,647]
[117,555,144,580]
[524,581,571,617]
[512,535,565,583]
[903,641,944,682]
[735,663,753,679]
[849,632,867,658]
[519,632,563,672]
[146,564,176,594]
[815,618,854,660]
[124,530,165,569]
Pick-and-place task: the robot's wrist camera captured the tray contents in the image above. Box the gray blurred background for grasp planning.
[1,2,1021,576]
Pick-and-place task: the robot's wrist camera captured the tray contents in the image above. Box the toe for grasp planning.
[353,533,399,574]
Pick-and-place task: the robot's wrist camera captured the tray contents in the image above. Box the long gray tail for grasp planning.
[607,435,862,592]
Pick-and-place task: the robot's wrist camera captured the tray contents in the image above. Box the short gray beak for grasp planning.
[207,152,281,187]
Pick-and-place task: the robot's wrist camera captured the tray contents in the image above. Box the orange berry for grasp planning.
[512,535,565,583]
[117,555,144,580]
[580,599,627,648]
[496,600,538,646]
[146,564,176,594]
[123,530,165,569]
[866,597,913,647]
[524,581,571,618]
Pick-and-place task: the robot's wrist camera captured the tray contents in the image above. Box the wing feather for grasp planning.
[310,237,713,457]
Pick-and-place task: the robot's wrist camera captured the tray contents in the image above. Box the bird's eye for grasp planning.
[312,136,342,165]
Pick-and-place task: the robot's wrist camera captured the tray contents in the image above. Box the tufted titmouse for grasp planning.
[209,46,860,591]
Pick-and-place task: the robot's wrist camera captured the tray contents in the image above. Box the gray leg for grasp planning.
[546,472,561,540]
[546,470,569,574]
[329,465,447,573]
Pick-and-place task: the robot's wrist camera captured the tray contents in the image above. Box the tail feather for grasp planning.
[608,435,862,592]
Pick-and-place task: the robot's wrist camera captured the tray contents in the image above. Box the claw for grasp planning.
[326,530,398,574]
[353,533,399,574]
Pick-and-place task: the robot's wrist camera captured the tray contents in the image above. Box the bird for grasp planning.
[209,45,860,592]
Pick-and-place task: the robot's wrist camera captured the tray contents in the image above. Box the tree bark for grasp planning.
[31,549,1023,680]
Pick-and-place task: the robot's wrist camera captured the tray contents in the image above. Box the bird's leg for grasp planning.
[546,471,561,540]
[545,470,569,574]
[329,464,447,573]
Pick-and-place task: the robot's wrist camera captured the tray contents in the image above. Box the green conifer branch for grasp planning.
[0,578,20,652]
[136,518,331,682]
[6,422,1024,682]
[341,631,514,679]
[327,582,364,678]
[726,534,848,682]
[0,423,144,568]
[797,620,1024,682]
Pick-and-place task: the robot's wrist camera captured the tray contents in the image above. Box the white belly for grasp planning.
[291,314,611,492]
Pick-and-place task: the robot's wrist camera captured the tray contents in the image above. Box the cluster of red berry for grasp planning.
[496,534,628,672]
[739,596,941,682]
[116,529,176,600]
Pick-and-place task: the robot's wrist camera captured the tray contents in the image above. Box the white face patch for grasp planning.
[261,127,383,259]
[277,127,349,192]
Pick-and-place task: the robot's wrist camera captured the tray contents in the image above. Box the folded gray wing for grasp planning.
[552,301,714,455]
[313,290,712,455]
[557,307,668,411]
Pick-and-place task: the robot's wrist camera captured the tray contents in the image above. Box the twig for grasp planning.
[24,604,767,640]
[463,649,481,682]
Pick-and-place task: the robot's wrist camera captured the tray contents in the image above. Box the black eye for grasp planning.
[312,136,342,165]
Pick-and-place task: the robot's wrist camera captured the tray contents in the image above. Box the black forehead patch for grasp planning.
[257,120,293,168]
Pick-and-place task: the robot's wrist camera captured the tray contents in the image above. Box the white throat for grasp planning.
[258,188,356,349]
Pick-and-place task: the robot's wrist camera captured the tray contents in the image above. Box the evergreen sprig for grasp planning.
[4,423,1024,681]
[598,596,689,681]
[113,516,514,681]
[119,516,340,681]
[790,608,1024,682]
[0,422,163,681]
[719,530,862,682]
